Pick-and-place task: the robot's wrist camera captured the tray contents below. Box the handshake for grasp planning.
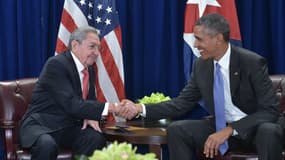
[109,99,143,120]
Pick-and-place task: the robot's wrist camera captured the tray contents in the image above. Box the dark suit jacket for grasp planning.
[145,45,279,139]
[20,51,105,147]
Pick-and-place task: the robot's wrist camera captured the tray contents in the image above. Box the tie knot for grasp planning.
[82,68,89,75]
[215,63,222,77]
[216,63,221,69]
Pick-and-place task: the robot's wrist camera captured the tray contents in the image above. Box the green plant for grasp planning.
[137,92,171,104]
[76,141,157,160]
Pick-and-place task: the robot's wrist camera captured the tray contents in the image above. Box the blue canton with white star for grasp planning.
[74,0,120,38]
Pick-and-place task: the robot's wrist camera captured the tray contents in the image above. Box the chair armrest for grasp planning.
[0,120,17,160]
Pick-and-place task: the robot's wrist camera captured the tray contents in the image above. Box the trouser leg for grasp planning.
[60,126,106,156]
[73,127,106,156]
[167,119,215,160]
[255,122,283,160]
[31,134,58,160]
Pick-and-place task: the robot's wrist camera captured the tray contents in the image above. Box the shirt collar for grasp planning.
[71,51,85,73]
[214,43,231,70]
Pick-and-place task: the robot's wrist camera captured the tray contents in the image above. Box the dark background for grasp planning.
[0,0,284,102]
[1,0,285,158]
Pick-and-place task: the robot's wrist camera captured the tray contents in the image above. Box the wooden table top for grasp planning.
[102,120,170,145]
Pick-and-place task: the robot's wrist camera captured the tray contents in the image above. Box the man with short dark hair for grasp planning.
[122,14,283,160]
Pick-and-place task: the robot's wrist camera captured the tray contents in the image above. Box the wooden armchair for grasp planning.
[0,78,73,160]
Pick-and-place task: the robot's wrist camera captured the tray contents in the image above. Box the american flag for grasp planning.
[183,0,241,81]
[56,0,125,122]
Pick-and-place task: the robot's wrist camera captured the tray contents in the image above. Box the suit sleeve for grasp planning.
[145,60,202,120]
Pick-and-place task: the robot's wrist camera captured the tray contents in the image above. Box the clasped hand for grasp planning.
[111,99,140,120]
[82,99,140,132]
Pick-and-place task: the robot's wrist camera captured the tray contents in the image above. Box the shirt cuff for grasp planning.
[232,129,238,136]
[140,104,147,117]
[102,102,109,116]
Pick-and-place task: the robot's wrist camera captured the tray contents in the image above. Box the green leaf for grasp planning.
[137,92,171,104]
[88,141,158,160]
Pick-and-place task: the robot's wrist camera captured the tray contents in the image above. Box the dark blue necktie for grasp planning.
[213,63,229,155]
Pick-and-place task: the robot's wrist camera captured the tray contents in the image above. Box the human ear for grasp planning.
[217,33,224,42]
[215,33,224,45]
[71,40,79,51]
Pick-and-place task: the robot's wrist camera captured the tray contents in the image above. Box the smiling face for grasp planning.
[72,32,101,67]
[193,25,227,61]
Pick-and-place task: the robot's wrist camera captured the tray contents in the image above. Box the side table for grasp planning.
[102,120,169,160]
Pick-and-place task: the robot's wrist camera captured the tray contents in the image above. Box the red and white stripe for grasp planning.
[56,0,125,115]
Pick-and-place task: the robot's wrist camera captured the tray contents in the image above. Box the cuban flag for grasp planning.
[183,0,241,81]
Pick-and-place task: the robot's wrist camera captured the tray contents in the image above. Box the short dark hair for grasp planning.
[68,26,98,50]
[195,13,230,42]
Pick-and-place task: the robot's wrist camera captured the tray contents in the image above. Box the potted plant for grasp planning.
[137,92,171,104]
[75,141,157,160]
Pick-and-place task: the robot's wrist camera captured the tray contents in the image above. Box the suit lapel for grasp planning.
[208,60,215,115]
[203,59,215,115]
[64,52,82,96]
[229,45,241,97]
